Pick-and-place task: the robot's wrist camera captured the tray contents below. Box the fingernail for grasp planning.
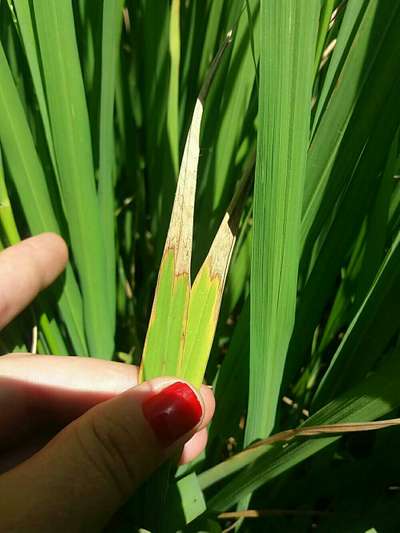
[142,382,203,447]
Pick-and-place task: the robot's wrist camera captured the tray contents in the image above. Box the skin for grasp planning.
[0,234,215,532]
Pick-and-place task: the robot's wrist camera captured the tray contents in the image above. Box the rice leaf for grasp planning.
[202,345,400,509]
[140,35,232,383]
[195,1,258,262]
[12,0,57,175]
[303,1,400,249]
[313,228,400,407]
[0,145,19,245]
[139,97,202,381]
[33,0,113,358]
[288,46,400,385]
[98,0,124,338]
[180,157,254,387]
[207,299,250,458]
[246,0,319,446]
[197,0,224,83]
[311,0,368,135]
[313,0,335,77]
[167,0,181,175]
[317,133,398,361]
[0,41,87,355]
[0,146,68,355]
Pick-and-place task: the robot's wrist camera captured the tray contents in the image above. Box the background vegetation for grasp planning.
[0,0,399,531]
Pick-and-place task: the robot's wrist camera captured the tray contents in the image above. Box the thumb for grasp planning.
[0,378,213,532]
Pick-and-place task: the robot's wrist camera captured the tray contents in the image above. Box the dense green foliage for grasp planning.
[0,0,399,530]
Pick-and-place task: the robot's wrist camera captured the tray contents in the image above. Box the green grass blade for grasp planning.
[98,0,124,339]
[176,473,206,525]
[33,0,113,358]
[0,146,68,355]
[197,0,224,83]
[313,229,400,407]
[311,0,368,135]
[135,0,172,258]
[303,1,399,248]
[195,2,258,262]
[74,0,100,99]
[313,0,335,77]
[167,0,181,175]
[352,136,398,304]
[210,0,258,217]
[12,0,58,176]
[222,204,252,316]
[207,299,250,458]
[204,346,400,509]
[0,145,19,245]
[288,59,400,385]
[246,0,318,444]
[0,41,87,355]
[317,134,398,360]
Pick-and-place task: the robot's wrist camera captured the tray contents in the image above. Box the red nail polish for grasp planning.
[142,382,203,447]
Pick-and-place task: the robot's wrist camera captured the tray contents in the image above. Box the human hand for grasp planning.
[0,234,215,532]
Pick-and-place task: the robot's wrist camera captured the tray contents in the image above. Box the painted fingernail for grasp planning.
[142,382,203,447]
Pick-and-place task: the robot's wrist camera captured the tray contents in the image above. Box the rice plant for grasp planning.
[0,0,400,531]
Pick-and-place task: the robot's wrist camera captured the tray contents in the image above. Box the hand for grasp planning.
[0,234,215,532]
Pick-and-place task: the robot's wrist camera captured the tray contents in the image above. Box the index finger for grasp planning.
[0,233,68,330]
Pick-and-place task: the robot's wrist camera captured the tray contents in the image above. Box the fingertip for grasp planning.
[41,232,69,262]
[199,384,215,429]
[36,232,69,267]
[179,428,209,464]
[27,233,69,287]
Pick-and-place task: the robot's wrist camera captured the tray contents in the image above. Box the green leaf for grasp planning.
[167,0,181,175]
[0,146,68,355]
[288,41,400,384]
[203,346,400,511]
[314,229,400,407]
[303,1,400,250]
[98,0,124,338]
[177,472,206,525]
[0,40,87,355]
[313,0,335,77]
[12,0,58,176]
[34,0,113,358]
[246,0,319,445]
